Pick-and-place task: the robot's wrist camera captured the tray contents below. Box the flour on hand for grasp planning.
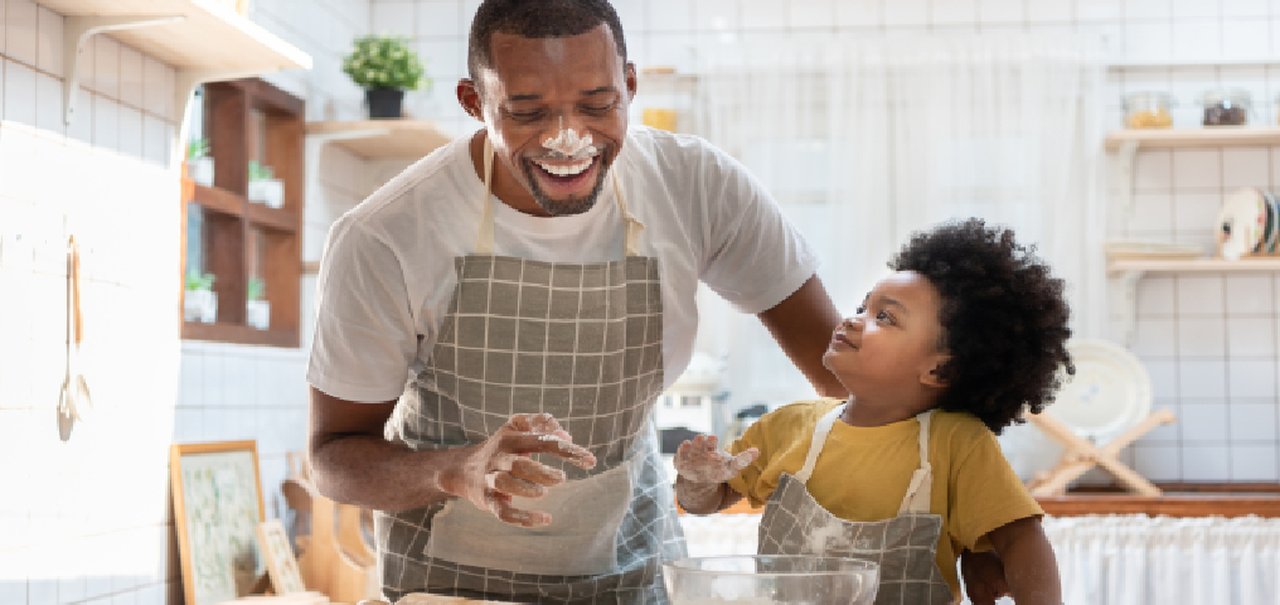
[674,434,759,484]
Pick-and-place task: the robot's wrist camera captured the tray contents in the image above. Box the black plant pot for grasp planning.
[365,87,405,119]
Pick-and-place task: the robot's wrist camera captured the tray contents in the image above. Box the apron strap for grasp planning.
[474,135,644,257]
[613,174,643,257]
[897,409,936,514]
[794,404,844,483]
[795,403,936,515]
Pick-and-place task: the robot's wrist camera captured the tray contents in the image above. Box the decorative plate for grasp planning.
[1044,338,1152,443]
[1217,187,1265,260]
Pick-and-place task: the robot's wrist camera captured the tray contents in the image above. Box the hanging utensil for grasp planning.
[56,235,91,441]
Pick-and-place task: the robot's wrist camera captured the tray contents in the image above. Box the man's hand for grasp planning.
[960,549,1010,605]
[437,412,596,528]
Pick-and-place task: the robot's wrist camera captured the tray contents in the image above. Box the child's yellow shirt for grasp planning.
[727,399,1043,596]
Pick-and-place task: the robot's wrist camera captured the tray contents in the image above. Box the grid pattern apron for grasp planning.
[375,139,685,604]
[758,406,954,605]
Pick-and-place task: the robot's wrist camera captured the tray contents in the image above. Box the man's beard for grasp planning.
[521,157,609,217]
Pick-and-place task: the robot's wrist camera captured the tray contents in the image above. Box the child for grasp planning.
[675,218,1071,605]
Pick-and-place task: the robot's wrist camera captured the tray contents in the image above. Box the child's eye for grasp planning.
[854,305,867,315]
[875,310,895,324]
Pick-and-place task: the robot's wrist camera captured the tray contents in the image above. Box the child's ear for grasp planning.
[920,357,950,388]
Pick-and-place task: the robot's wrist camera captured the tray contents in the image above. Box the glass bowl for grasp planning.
[662,555,879,605]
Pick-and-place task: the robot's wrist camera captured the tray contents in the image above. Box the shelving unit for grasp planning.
[1108,256,1280,275]
[183,79,304,347]
[1104,127,1280,343]
[1105,127,1280,151]
[38,0,311,129]
[301,121,454,277]
[305,120,452,160]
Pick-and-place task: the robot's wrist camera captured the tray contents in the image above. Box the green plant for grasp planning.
[187,138,209,161]
[247,277,266,301]
[185,271,215,291]
[342,35,428,91]
[247,160,274,181]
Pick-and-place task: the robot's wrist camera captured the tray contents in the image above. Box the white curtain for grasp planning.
[1043,514,1280,605]
[686,33,1106,409]
[679,513,1280,604]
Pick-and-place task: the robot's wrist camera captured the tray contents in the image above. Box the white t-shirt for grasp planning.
[307,125,819,404]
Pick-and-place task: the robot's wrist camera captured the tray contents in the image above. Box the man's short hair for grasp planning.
[467,0,628,80]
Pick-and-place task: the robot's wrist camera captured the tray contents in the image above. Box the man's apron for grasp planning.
[758,406,954,605]
[375,139,685,603]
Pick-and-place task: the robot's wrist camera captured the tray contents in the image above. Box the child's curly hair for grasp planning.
[889,218,1074,434]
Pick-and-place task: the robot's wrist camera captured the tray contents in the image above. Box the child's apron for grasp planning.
[758,406,954,604]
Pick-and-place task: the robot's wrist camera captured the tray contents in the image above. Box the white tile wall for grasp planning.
[4,0,1280,602]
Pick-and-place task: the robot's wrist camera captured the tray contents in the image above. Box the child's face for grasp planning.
[823,271,951,408]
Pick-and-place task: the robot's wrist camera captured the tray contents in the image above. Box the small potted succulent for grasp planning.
[245,277,269,330]
[186,138,215,186]
[246,160,284,209]
[342,35,428,119]
[184,271,217,323]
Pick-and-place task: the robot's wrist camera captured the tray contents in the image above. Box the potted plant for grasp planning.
[186,138,215,186]
[183,271,217,323]
[342,35,428,119]
[246,160,284,209]
[245,277,270,330]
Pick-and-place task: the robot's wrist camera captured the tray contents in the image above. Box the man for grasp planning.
[307,1,1004,602]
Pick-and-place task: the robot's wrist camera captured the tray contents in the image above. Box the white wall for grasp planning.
[1,1,1279,604]
[0,1,367,604]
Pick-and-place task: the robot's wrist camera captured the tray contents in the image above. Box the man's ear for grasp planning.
[624,62,638,100]
[920,357,950,389]
[457,78,483,121]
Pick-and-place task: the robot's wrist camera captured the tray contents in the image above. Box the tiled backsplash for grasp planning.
[1,0,1279,604]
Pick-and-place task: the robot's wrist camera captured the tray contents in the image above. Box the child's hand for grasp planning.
[674,435,758,484]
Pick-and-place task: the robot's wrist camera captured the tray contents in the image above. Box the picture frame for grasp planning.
[171,440,266,605]
[256,518,306,595]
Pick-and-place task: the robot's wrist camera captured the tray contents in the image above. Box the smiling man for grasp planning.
[306,1,875,602]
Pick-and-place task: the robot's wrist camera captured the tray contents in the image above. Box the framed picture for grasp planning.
[171,440,266,605]
[256,518,306,595]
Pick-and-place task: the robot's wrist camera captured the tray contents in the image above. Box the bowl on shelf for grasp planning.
[663,554,879,604]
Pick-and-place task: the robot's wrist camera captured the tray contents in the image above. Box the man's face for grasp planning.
[460,24,635,216]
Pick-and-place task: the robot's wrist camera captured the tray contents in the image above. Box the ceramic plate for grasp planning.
[1263,191,1279,253]
[1044,338,1152,443]
[1217,187,1265,260]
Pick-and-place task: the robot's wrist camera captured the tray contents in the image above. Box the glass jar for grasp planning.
[1200,89,1251,126]
[1123,91,1173,129]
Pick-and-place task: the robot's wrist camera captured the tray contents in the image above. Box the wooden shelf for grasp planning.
[38,0,311,74]
[1105,127,1280,151]
[1038,482,1280,518]
[191,184,246,216]
[183,321,298,347]
[247,203,298,233]
[306,120,452,160]
[1108,256,1280,275]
